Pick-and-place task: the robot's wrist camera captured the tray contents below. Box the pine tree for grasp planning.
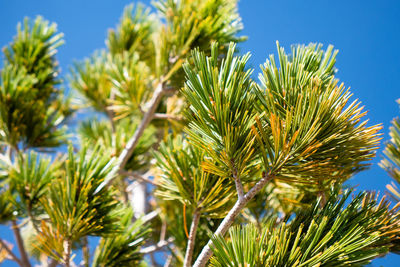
[0,1,399,266]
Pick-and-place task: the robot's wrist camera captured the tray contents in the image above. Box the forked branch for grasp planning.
[193,172,274,267]
[11,220,31,267]
[0,238,22,266]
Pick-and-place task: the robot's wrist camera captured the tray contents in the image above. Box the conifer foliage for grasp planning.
[0,1,399,266]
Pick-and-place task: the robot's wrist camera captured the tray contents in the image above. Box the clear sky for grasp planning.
[1,0,400,266]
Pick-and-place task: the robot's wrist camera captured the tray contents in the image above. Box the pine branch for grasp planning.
[122,171,158,186]
[11,220,31,267]
[140,237,175,254]
[232,164,244,200]
[0,238,22,266]
[116,82,165,171]
[63,239,72,267]
[183,210,201,267]
[193,172,274,267]
[153,113,184,121]
[82,237,90,267]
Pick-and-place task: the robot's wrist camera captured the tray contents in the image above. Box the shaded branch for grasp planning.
[82,236,89,267]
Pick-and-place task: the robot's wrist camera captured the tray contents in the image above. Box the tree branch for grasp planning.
[183,209,201,267]
[116,82,166,172]
[82,236,89,267]
[153,113,184,121]
[0,238,22,266]
[232,164,244,200]
[193,172,274,267]
[122,171,158,186]
[141,209,160,224]
[11,220,31,267]
[163,255,173,267]
[140,237,175,254]
[63,239,72,267]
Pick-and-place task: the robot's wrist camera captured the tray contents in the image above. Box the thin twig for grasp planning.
[160,220,167,243]
[183,210,201,267]
[0,238,22,265]
[121,171,158,186]
[163,255,173,267]
[140,237,175,254]
[141,209,160,224]
[11,220,31,267]
[27,206,42,235]
[153,113,184,121]
[82,236,89,267]
[193,172,274,267]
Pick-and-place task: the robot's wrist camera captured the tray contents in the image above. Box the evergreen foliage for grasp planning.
[0,1,399,266]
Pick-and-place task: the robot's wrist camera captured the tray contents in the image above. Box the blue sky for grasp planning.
[1,0,400,266]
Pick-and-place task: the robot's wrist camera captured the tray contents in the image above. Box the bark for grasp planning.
[63,239,71,267]
[0,238,22,265]
[193,173,273,267]
[11,220,31,267]
[183,210,201,267]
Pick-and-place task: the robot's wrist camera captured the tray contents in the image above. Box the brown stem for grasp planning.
[82,237,89,267]
[63,239,71,267]
[0,238,22,266]
[193,172,274,267]
[11,220,31,267]
[183,210,201,267]
[48,258,58,267]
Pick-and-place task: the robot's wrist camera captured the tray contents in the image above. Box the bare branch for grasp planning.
[97,82,167,192]
[82,236,89,267]
[140,237,175,254]
[193,172,274,267]
[122,171,158,186]
[183,210,201,267]
[163,255,173,267]
[153,113,184,121]
[232,164,244,200]
[141,209,160,224]
[0,238,22,266]
[116,82,166,172]
[11,220,31,267]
